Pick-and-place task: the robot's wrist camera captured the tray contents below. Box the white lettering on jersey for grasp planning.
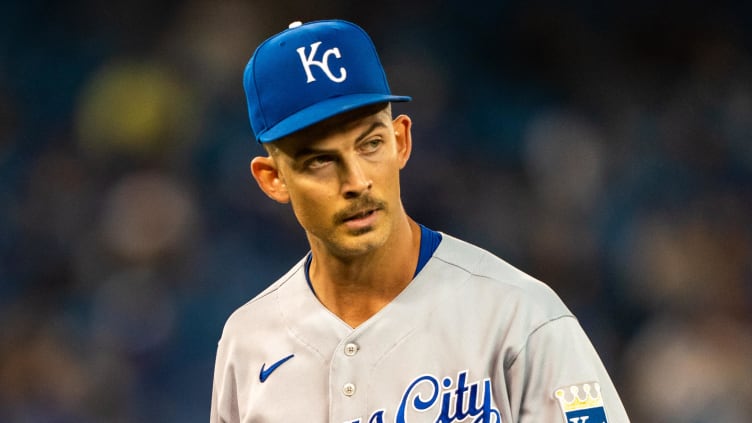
[296,41,347,83]
[348,370,501,423]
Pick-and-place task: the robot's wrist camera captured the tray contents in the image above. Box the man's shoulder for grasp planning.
[432,233,537,286]
[431,233,571,317]
[220,256,307,337]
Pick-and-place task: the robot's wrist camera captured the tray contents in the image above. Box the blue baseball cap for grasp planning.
[243,20,411,143]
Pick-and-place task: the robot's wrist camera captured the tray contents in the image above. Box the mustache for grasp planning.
[333,196,387,223]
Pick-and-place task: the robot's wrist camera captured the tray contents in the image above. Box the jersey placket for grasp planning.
[329,335,367,422]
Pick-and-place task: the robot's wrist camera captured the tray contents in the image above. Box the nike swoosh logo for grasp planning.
[259,354,295,382]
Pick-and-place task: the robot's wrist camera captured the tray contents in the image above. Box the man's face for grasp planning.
[262,105,411,258]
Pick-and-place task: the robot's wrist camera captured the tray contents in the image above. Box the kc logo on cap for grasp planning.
[297,41,347,84]
[243,19,411,143]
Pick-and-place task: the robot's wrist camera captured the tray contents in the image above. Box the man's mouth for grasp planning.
[343,208,377,222]
[334,197,387,227]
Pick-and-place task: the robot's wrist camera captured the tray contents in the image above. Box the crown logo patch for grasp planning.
[554,382,609,423]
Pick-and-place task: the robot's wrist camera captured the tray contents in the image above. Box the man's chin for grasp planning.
[348,225,375,236]
[331,230,387,258]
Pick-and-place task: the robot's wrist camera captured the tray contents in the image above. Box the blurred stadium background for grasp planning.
[1,1,751,422]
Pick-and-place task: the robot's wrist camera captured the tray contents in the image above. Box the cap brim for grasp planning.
[257,93,411,143]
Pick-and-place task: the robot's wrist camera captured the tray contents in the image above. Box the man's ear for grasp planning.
[392,114,413,169]
[250,156,290,204]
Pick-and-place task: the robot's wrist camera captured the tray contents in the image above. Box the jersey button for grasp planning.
[344,343,359,356]
[343,383,356,397]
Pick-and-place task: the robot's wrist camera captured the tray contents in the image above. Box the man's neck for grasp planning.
[308,217,421,328]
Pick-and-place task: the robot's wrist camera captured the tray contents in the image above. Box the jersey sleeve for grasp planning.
[210,337,240,423]
[504,315,630,423]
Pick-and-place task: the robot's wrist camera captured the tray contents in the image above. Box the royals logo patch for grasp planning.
[554,382,609,423]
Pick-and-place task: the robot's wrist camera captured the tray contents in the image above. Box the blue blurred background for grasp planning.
[1,1,751,422]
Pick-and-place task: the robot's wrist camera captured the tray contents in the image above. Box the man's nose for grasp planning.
[340,158,372,199]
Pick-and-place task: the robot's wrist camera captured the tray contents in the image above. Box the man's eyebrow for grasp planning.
[291,121,389,160]
[291,146,330,160]
[354,121,388,143]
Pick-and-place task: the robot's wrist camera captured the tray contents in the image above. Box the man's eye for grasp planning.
[360,139,382,153]
[306,156,333,169]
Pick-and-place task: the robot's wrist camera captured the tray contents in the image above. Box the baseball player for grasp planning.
[211,20,630,423]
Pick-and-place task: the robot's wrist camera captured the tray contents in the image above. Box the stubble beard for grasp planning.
[327,195,391,255]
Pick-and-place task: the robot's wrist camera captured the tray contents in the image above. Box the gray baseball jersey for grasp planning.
[211,233,630,422]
